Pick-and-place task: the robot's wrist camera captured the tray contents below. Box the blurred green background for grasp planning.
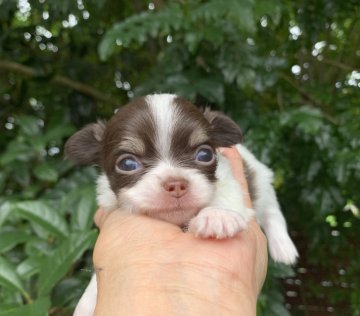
[0,0,359,315]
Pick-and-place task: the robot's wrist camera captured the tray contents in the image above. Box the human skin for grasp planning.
[93,147,268,316]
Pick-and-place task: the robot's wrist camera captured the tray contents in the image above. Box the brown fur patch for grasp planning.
[101,96,158,192]
[171,97,217,181]
[203,108,243,147]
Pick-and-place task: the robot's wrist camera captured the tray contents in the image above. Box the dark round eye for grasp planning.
[116,155,142,173]
[195,146,215,164]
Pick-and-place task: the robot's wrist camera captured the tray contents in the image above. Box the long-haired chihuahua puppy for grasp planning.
[65,94,298,315]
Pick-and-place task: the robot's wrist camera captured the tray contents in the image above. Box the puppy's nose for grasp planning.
[163,179,188,198]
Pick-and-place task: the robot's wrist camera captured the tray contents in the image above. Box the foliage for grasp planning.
[0,0,359,315]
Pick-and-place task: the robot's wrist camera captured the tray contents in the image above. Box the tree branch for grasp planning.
[316,58,358,72]
[279,73,338,124]
[279,73,326,108]
[0,60,122,107]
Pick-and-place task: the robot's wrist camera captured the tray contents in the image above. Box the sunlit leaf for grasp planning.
[16,258,40,279]
[16,201,69,237]
[0,257,27,297]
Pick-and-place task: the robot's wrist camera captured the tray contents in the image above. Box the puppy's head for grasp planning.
[65,94,241,225]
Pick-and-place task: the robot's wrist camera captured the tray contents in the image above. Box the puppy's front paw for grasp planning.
[268,232,299,265]
[188,207,252,239]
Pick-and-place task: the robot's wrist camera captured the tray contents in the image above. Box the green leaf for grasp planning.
[0,257,27,297]
[0,171,6,193]
[192,75,224,104]
[98,31,116,61]
[0,297,50,316]
[270,262,296,278]
[267,301,291,316]
[99,6,181,60]
[70,185,97,231]
[52,277,83,307]
[42,124,75,142]
[279,106,324,135]
[0,202,13,228]
[16,201,69,237]
[254,0,282,25]
[12,162,31,187]
[0,141,33,165]
[16,258,40,279]
[38,230,97,296]
[24,238,53,258]
[0,231,32,253]
[228,0,256,33]
[33,164,59,182]
[15,115,41,136]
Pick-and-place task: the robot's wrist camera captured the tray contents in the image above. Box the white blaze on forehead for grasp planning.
[146,94,179,157]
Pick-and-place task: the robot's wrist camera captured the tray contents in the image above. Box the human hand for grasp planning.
[93,146,268,316]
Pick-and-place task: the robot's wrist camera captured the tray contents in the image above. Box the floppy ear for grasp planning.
[203,109,242,147]
[64,121,105,165]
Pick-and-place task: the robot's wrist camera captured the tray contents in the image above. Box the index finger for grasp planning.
[219,146,252,208]
[94,208,108,228]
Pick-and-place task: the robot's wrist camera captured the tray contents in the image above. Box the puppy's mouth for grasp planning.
[138,198,203,226]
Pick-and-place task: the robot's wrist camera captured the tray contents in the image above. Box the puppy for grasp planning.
[65,93,298,316]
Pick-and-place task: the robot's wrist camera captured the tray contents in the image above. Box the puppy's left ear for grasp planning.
[203,109,242,147]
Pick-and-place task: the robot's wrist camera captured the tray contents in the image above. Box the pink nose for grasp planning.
[163,179,188,198]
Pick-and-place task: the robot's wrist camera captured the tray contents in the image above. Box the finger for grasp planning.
[94,208,107,228]
[219,146,252,208]
[219,147,246,184]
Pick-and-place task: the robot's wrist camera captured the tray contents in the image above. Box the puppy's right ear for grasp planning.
[203,109,242,147]
[64,121,105,165]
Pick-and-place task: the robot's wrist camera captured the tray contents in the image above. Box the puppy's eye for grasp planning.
[195,145,215,164]
[116,155,142,173]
